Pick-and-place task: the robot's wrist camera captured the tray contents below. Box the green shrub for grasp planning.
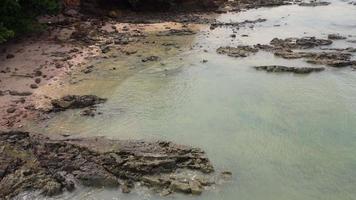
[0,0,60,43]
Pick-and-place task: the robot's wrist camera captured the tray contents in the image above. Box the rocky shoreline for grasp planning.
[1,0,355,198]
[0,131,232,199]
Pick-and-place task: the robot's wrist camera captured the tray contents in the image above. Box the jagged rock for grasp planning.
[142,56,160,62]
[254,65,325,73]
[156,29,196,36]
[274,51,316,59]
[0,131,215,199]
[170,181,191,193]
[189,180,203,195]
[328,34,347,40]
[217,46,259,57]
[270,37,332,49]
[273,51,355,67]
[42,181,62,196]
[210,18,266,30]
[51,95,106,112]
[299,1,331,6]
[307,59,356,67]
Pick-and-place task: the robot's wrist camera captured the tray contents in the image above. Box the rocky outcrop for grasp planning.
[210,18,266,30]
[251,36,356,68]
[270,37,333,49]
[0,131,218,199]
[254,65,325,74]
[274,51,355,67]
[51,95,106,112]
[217,46,259,57]
[328,34,347,40]
[298,1,330,6]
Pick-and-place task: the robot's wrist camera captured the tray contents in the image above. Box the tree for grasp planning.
[0,0,60,43]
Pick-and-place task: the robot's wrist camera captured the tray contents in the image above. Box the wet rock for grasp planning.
[42,180,62,196]
[156,29,196,36]
[217,46,259,57]
[101,46,111,54]
[6,107,16,113]
[274,50,354,67]
[210,18,266,30]
[304,52,354,67]
[307,59,356,67]
[0,131,216,198]
[142,56,160,62]
[347,40,356,43]
[121,184,131,193]
[189,180,203,195]
[270,37,332,49]
[170,181,191,193]
[274,50,315,59]
[80,107,99,117]
[220,171,233,180]
[328,34,347,40]
[8,91,32,96]
[34,70,42,77]
[81,65,94,74]
[51,95,106,112]
[299,1,331,6]
[254,65,325,73]
[30,84,39,89]
[6,54,14,59]
[35,78,41,84]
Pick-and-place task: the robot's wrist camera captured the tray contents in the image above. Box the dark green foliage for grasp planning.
[0,0,60,43]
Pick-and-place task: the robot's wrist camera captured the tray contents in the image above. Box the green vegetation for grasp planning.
[0,0,60,43]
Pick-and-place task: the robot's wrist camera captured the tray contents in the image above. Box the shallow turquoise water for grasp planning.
[27,1,356,200]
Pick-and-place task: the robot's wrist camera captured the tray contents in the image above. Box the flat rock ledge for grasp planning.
[0,131,221,199]
[51,95,107,112]
[217,46,259,57]
[254,65,325,74]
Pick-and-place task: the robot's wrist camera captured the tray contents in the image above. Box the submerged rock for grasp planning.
[274,51,355,67]
[298,1,331,6]
[0,131,216,199]
[254,65,325,73]
[51,95,106,112]
[270,37,332,49]
[156,29,196,36]
[142,56,160,62]
[217,46,259,57]
[210,18,266,30]
[328,34,347,40]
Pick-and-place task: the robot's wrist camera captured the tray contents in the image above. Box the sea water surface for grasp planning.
[27,1,356,199]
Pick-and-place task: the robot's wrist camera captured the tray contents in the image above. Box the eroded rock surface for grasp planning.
[217,46,259,57]
[0,131,217,199]
[298,1,331,7]
[51,95,107,112]
[210,18,266,30]
[251,36,356,69]
[270,37,333,49]
[274,51,355,67]
[254,65,325,73]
